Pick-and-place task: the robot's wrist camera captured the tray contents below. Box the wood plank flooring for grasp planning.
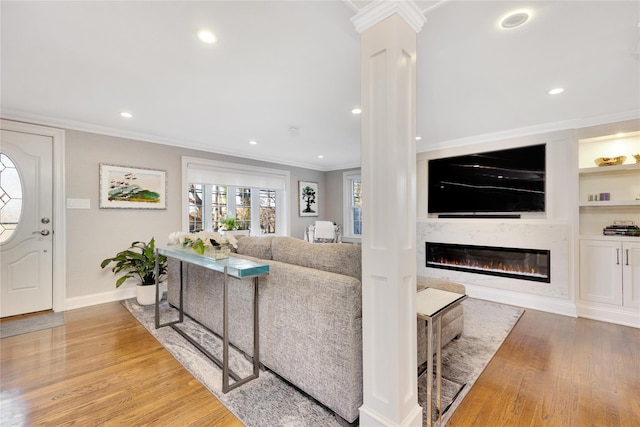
[0,302,243,426]
[1,302,639,426]
[448,309,640,427]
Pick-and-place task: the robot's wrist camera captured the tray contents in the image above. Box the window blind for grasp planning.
[186,161,287,190]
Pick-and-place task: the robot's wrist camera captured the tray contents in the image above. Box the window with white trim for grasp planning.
[188,184,204,232]
[183,158,289,235]
[260,189,277,234]
[211,185,228,230]
[343,171,362,238]
[234,187,251,230]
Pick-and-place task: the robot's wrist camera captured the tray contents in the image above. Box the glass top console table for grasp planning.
[154,246,270,393]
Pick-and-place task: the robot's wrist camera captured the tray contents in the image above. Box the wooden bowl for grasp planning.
[594,156,626,166]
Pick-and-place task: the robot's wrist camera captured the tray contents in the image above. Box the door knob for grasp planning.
[33,230,50,236]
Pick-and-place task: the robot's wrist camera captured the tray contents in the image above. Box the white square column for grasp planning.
[353,3,425,426]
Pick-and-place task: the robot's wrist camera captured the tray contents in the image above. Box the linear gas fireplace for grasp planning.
[426,242,550,283]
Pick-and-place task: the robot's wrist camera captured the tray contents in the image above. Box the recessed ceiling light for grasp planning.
[500,11,531,29]
[249,140,257,145]
[120,112,133,118]
[318,155,324,159]
[548,87,564,95]
[198,30,217,44]
[351,108,362,115]
[416,136,422,141]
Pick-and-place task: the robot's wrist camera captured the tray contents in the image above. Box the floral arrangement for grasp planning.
[169,230,238,255]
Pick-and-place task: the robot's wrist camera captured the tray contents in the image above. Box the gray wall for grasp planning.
[325,168,361,226]
[65,130,326,300]
[325,168,360,242]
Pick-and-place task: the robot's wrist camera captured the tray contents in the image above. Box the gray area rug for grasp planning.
[123,297,523,427]
[0,312,65,338]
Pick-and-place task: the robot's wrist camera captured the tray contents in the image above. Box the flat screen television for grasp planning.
[428,144,546,215]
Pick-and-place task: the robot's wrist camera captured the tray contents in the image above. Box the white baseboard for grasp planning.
[65,282,169,311]
[576,303,640,329]
[65,287,136,311]
[359,403,422,427]
[464,283,578,318]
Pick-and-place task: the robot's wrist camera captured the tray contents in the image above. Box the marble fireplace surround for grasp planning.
[417,219,576,317]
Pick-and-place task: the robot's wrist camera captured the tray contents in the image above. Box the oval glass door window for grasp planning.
[0,153,23,243]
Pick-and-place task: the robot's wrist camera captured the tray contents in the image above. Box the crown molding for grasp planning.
[417,110,640,153]
[5,107,637,171]
[0,109,334,172]
[351,0,426,33]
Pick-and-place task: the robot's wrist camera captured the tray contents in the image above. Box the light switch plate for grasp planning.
[66,198,90,209]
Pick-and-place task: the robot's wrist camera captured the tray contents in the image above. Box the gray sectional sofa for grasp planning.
[166,236,464,424]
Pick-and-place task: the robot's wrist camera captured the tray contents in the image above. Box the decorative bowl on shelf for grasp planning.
[594,155,626,167]
[633,154,640,163]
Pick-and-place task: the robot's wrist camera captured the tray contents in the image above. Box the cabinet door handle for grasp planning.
[625,249,629,266]
[616,248,620,265]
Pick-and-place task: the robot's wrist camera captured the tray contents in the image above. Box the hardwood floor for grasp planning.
[0,302,243,426]
[448,309,640,427]
[1,302,638,426]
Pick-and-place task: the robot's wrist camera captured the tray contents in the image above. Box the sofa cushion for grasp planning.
[236,235,275,260]
[271,236,361,280]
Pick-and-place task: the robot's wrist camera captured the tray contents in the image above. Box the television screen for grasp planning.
[428,144,546,214]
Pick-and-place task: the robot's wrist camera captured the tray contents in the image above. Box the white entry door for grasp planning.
[0,129,53,317]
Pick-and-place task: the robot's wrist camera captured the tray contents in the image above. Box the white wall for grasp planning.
[64,129,325,309]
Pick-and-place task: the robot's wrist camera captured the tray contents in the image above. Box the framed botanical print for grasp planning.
[99,164,167,209]
[299,181,318,217]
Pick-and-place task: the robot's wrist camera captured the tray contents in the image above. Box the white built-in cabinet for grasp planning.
[580,239,640,308]
[577,130,640,327]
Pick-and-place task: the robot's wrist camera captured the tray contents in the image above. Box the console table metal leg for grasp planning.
[154,253,160,329]
[253,276,260,377]
[436,316,443,424]
[222,266,230,393]
[178,261,184,323]
[426,316,433,427]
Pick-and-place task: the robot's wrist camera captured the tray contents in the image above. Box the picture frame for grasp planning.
[299,180,318,217]
[99,164,167,209]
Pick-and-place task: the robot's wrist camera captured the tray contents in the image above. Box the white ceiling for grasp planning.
[2,1,639,171]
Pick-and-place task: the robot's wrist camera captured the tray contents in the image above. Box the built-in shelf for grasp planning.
[577,128,640,327]
[579,200,640,207]
[578,134,640,239]
[579,162,640,175]
[580,234,640,242]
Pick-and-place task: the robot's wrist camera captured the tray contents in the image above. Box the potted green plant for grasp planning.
[219,215,251,238]
[219,215,239,231]
[100,237,167,305]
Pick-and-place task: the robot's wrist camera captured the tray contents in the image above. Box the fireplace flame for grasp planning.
[437,257,539,276]
[426,243,550,283]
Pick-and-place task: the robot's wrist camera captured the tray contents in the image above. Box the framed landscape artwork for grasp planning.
[99,164,167,209]
[299,181,318,217]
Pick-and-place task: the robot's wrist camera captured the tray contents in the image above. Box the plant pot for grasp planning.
[136,284,157,306]
[221,230,250,238]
